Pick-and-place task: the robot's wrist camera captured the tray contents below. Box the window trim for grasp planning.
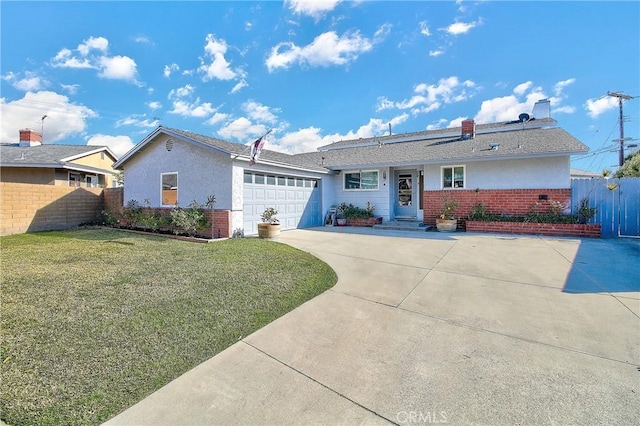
[343,170,379,191]
[441,165,466,189]
[161,172,178,206]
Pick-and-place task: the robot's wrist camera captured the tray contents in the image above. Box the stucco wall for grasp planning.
[0,167,55,185]
[122,135,233,209]
[423,156,571,190]
[70,151,116,171]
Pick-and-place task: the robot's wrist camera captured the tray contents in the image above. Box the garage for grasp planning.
[243,171,322,235]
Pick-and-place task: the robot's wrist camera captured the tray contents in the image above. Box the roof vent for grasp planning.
[490,143,500,151]
[166,138,174,151]
[518,113,530,123]
[532,99,551,119]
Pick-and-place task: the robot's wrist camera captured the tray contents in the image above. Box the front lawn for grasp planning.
[0,229,337,425]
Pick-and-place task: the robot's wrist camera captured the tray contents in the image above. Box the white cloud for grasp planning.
[552,106,576,114]
[98,55,138,81]
[133,35,152,44]
[198,34,237,81]
[513,81,533,96]
[60,83,80,95]
[0,91,96,143]
[373,23,392,43]
[449,116,467,128]
[285,0,342,20]
[377,76,476,114]
[230,79,248,94]
[444,20,478,35]
[205,112,230,125]
[474,82,548,123]
[420,21,431,36]
[164,63,180,78]
[274,114,409,154]
[168,84,195,100]
[217,117,267,141]
[115,115,158,128]
[86,134,134,158]
[426,118,449,130]
[147,101,162,110]
[585,96,618,118]
[168,99,215,118]
[267,28,384,71]
[77,36,108,56]
[51,36,141,84]
[554,78,575,95]
[243,100,278,123]
[429,49,444,57]
[51,48,94,69]
[2,71,47,91]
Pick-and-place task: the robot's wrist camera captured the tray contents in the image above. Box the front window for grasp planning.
[442,166,465,189]
[161,173,178,205]
[344,170,379,190]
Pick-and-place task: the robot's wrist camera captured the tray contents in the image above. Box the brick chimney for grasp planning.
[461,119,475,140]
[19,129,42,147]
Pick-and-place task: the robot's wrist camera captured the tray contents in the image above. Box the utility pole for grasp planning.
[607,91,632,166]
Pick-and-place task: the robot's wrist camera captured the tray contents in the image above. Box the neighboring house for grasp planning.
[0,129,118,188]
[571,168,602,179]
[114,99,589,236]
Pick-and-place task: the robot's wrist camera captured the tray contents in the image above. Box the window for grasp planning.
[161,173,178,205]
[85,175,98,188]
[344,170,379,191]
[267,175,276,185]
[277,176,286,186]
[442,166,465,189]
[244,172,253,183]
[287,177,295,186]
[296,178,303,187]
[254,174,265,184]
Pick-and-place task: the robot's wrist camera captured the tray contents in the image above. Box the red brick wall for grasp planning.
[1,182,103,236]
[466,221,601,238]
[423,189,572,225]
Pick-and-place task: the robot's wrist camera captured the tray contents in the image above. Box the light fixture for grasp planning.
[383,171,387,179]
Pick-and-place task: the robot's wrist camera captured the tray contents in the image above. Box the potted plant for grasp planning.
[336,202,348,226]
[257,207,281,238]
[436,197,459,232]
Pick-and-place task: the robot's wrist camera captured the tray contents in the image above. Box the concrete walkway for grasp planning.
[104,229,640,425]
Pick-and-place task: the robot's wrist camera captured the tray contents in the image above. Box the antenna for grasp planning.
[41,115,47,142]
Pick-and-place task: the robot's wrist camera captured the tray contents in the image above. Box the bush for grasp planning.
[338,202,375,219]
[169,201,208,236]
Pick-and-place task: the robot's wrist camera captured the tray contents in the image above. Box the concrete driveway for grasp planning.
[105,228,640,425]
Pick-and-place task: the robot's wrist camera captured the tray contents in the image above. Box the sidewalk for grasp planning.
[104,229,640,425]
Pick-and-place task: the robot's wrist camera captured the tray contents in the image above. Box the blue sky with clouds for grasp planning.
[1,1,638,172]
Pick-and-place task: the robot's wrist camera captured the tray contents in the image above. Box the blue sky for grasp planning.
[1,1,638,172]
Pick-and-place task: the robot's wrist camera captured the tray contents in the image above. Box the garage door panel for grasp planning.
[244,175,321,234]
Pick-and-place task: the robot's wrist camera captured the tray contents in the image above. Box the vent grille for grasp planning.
[166,139,174,151]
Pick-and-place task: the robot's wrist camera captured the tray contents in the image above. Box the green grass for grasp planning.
[0,229,337,425]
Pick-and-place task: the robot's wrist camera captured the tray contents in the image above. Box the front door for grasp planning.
[395,171,416,218]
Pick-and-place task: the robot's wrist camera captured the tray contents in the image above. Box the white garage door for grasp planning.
[243,172,322,235]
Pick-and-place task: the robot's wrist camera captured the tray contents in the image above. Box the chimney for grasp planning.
[19,129,42,147]
[461,119,475,140]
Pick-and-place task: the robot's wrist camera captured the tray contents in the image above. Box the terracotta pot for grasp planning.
[436,218,457,232]
[258,223,281,238]
[337,218,347,226]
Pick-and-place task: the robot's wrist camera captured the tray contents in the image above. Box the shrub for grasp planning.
[169,200,208,236]
[338,202,375,219]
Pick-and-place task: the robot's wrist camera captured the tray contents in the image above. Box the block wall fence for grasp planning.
[1,182,103,236]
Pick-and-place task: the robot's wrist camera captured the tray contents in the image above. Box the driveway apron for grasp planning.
[104,228,640,425]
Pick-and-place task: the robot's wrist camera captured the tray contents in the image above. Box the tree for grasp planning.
[615,151,640,178]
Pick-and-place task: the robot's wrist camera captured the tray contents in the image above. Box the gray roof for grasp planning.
[0,144,115,173]
[115,122,588,173]
[116,126,328,172]
[294,126,589,170]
